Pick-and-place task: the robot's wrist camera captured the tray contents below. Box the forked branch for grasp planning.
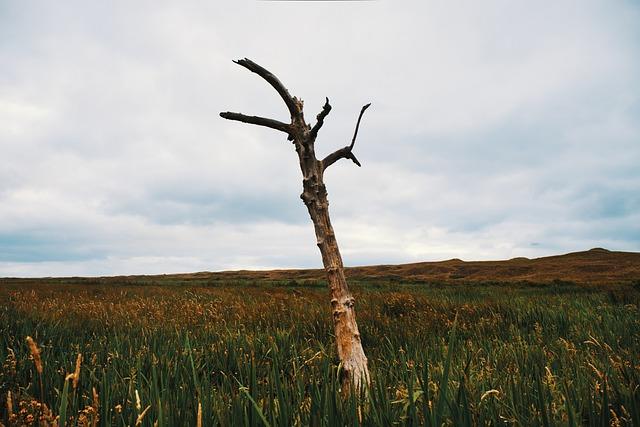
[219,112,292,134]
[322,146,361,169]
[322,103,371,170]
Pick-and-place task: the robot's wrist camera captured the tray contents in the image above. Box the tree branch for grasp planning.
[349,103,371,150]
[321,103,370,170]
[219,112,292,134]
[232,58,299,119]
[322,147,361,170]
[309,97,332,140]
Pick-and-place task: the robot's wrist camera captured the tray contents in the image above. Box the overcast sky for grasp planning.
[1,1,639,277]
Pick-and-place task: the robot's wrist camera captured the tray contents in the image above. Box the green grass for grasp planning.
[0,279,639,425]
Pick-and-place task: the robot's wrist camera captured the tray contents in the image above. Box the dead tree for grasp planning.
[220,58,370,390]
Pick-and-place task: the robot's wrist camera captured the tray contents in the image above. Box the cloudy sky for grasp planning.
[1,1,639,277]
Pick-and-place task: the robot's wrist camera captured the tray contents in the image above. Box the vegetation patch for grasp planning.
[0,279,639,425]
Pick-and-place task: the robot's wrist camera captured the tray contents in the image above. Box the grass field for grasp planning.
[1,276,639,426]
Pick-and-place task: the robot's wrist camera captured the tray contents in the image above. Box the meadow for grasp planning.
[0,276,639,426]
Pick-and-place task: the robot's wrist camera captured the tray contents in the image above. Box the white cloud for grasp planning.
[1,1,639,276]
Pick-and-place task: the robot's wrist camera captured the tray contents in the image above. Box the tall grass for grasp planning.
[0,279,638,425]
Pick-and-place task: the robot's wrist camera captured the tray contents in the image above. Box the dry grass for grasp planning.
[0,275,638,425]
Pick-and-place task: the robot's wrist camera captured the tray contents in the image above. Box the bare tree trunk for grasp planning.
[300,161,369,390]
[220,58,371,390]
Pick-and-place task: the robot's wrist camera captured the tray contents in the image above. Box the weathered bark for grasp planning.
[220,58,370,390]
[300,167,370,390]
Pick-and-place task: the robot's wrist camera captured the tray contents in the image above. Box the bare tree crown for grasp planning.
[219,58,370,172]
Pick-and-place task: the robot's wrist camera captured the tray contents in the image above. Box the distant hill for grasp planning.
[190,248,640,285]
[2,248,638,285]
